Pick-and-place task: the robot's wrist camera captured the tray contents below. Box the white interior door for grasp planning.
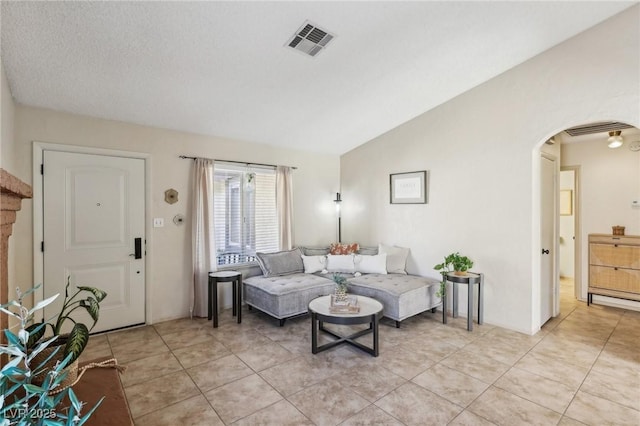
[540,155,556,325]
[43,151,145,333]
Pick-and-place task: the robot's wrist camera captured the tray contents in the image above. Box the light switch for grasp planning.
[153,218,164,228]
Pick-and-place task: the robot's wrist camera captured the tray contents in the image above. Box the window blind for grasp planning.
[213,165,278,266]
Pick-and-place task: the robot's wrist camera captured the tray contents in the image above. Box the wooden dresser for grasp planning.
[588,234,640,304]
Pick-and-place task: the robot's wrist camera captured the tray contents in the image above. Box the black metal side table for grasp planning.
[208,271,242,328]
[442,272,483,331]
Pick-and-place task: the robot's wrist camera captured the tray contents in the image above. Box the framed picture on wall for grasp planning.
[390,170,428,204]
[560,190,573,216]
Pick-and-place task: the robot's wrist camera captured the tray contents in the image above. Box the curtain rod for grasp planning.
[179,155,297,170]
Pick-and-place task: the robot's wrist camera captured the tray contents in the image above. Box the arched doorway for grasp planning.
[538,121,640,327]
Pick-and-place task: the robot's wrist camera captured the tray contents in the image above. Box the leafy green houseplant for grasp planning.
[1,285,103,425]
[434,252,474,297]
[27,277,107,381]
[451,253,473,275]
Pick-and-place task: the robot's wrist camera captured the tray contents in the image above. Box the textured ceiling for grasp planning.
[1,1,635,155]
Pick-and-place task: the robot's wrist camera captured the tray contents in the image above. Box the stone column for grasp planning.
[1,169,32,345]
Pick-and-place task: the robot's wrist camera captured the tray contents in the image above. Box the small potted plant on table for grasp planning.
[434,252,474,297]
[332,273,349,302]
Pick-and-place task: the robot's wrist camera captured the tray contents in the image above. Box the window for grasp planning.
[213,164,278,266]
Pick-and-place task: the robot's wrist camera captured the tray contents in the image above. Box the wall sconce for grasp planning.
[333,192,342,243]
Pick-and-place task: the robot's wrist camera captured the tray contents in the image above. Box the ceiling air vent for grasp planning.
[564,122,633,137]
[286,21,335,57]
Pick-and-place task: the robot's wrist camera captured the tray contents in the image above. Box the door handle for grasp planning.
[130,237,142,259]
[541,249,550,255]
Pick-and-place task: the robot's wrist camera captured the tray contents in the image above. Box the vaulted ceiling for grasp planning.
[1,1,634,155]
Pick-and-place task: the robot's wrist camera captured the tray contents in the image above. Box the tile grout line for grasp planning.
[559,310,640,419]
[498,302,633,423]
[163,319,267,425]
[119,320,244,422]
[495,303,582,421]
[207,313,319,424]
[139,323,220,422]
[248,315,324,426]
[447,308,578,423]
[158,318,250,425]
[100,298,638,425]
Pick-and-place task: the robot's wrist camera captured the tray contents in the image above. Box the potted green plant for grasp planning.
[332,273,349,301]
[1,285,103,424]
[451,253,473,275]
[434,252,474,296]
[27,277,107,385]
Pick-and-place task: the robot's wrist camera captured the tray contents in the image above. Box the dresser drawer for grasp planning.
[589,266,640,293]
[590,243,640,269]
[589,234,640,246]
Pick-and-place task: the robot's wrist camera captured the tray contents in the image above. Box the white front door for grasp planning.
[43,151,145,333]
[540,155,556,325]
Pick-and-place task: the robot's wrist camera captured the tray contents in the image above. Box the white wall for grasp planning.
[341,6,640,334]
[11,106,340,322]
[562,138,640,309]
[1,59,22,310]
[559,170,576,278]
[1,61,16,172]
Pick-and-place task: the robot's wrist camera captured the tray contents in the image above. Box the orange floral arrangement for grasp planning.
[329,242,359,255]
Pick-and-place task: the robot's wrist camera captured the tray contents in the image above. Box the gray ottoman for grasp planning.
[243,273,335,325]
[348,273,440,326]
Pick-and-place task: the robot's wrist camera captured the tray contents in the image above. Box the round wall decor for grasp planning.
[165,188,179,204]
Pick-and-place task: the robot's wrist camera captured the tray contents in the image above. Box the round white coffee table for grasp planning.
[308,295,383,357]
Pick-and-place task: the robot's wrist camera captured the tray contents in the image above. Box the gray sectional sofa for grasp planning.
[243,246,441,327]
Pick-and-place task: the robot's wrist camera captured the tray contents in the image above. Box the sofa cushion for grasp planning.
[348,273,440,321]
[301,255,326,274]
[243,273,335,319]
[354,254,387,274]
[357,246,379,255]
[256,248,304,277]
[301,246,330,256]
[378,244,409,274]
[326,254,356,273]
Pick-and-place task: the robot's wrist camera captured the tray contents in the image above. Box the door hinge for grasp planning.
[40,164,44,175]
[41,241,44,252]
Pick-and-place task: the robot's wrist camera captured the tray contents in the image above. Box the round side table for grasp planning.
[442,272,483,331]
[208,271,243,328]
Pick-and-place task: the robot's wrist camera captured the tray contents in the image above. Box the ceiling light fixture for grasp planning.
[607,131,623,149]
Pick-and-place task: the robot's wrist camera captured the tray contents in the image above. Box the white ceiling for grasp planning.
[1,1,635,155]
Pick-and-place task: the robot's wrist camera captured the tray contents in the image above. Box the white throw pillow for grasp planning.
[354,254,387,274]
[301,255,326,274]
[378,244,409,274]
[326,254,356,273]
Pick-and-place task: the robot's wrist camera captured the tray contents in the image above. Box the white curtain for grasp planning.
[191,158,215,317]
[276,166,294,250]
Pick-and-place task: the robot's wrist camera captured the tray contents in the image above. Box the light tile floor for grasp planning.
[81,278,640,425]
